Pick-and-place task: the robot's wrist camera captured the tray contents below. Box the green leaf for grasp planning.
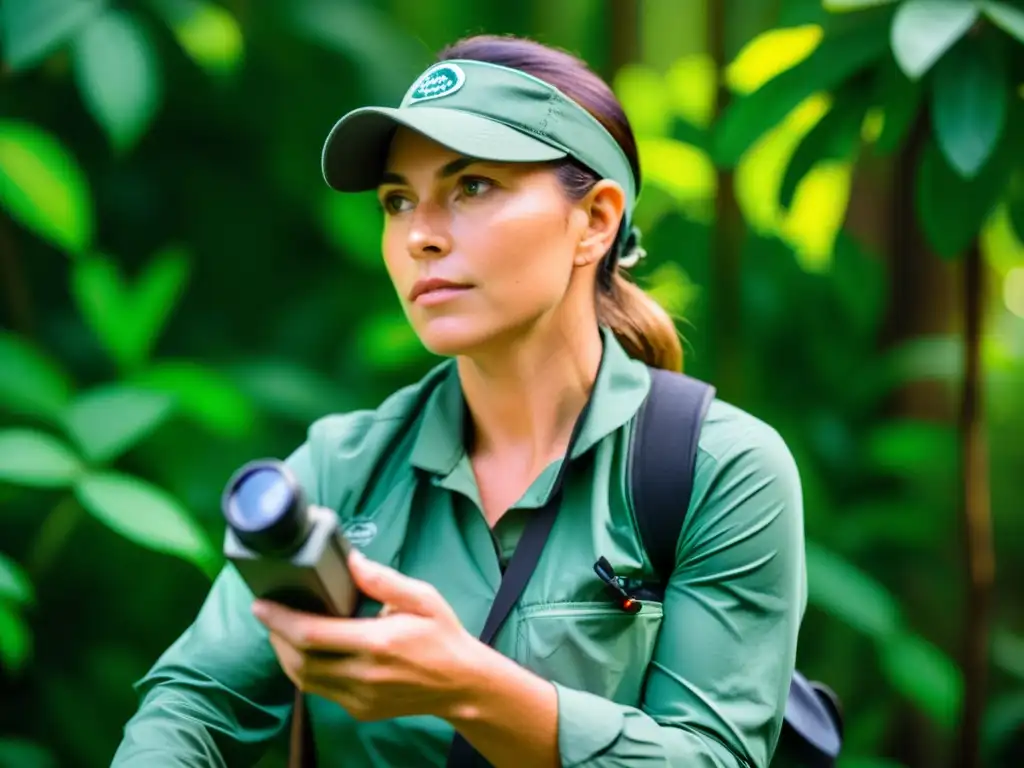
[824,0,898,10]
[992,628,1024,682]
[357,312,431,372]
[0,602,31,674]
[0,0,105,72]
[983,0,1024,44]
[880,632,963,730]
[916,129,1014,258]
[0,429,83,487]
[0,331,73,423]
[0,739,57,768]
[1008,172,1024,243]
[130,361,256,439]
[872,57,924,155]
[226,359,354,424]
[62,385,174,464]
[805,540,903,638]
[0,553,34,606]
[983,691,1024,760]
[931,38,1008,178]
[713,12,891,167]
[70,247,190,371]
[0,120,94,255]
[71,8,163,154]
[74,471,217,575]
[891,0,980,79]
[320,191,384,268]
[866,420,958,478]
[780,80,871,209]
[149,0,244,77]
[286,0,425,101]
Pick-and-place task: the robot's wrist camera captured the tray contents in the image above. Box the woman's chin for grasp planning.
[414,317,505,359]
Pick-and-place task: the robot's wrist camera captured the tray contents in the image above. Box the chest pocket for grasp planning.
[515,600,664,707]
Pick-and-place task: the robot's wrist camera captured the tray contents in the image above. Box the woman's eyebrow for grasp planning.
[378,157,481,187]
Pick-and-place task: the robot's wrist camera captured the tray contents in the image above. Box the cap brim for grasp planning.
[321,106,568,192]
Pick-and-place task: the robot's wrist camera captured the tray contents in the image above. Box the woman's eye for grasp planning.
[382,194,412,214]
[460,177,493,198]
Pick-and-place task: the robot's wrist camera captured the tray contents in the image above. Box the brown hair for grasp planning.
[437,35,683,372]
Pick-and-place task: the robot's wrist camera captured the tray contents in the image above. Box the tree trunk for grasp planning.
[606,0,639,76]
[955,237,994,768]
[707,0,744,401]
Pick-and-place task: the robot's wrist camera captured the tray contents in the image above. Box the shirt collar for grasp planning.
[409,326,652,477]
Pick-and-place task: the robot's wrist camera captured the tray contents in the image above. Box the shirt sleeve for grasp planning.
[110,443,317,767]
[555,411,808,768]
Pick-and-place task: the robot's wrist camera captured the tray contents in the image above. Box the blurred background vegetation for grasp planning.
[1,0,1023,766]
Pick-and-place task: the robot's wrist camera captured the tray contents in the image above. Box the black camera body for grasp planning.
[221,459,360,617]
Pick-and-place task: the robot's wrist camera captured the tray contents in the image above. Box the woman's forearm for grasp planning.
[442,642,561,768]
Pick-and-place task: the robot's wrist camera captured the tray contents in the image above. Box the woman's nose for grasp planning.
[407,202,452,260]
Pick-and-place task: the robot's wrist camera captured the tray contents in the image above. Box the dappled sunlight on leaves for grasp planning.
[0,120,94,256]
[725,25,825,95]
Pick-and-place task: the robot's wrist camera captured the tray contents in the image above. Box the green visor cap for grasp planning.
[321,59,638,214]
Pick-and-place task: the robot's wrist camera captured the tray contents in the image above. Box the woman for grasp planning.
[111,34,806,768]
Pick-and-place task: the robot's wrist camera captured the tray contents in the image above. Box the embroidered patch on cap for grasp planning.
[407,63,466,103]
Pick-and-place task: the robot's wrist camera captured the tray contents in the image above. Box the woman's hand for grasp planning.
[251,548,483,722]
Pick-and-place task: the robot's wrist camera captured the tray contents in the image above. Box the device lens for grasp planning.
[227,467,293,531]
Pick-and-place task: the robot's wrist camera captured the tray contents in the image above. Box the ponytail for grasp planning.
[596,271,683,372]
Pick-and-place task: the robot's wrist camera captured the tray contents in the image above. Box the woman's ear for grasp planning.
[573,180,626,267]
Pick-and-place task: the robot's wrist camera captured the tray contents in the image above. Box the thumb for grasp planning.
[348,549,450,618]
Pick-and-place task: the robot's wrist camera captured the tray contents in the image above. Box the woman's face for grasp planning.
[376,128,599,358]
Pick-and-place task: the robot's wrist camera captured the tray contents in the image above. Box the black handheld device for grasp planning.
[221,459,360,617]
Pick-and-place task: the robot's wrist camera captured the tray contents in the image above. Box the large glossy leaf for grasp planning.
[0,602,31,674]
[0,553,33,606]
[70,247,190,371]
[724,24,823,96]
[0,120,94,256]
[74,471,217,575]
[779,79,871,209]
[130,361,256,439]
[880,631,963,730]
[916,126,1015,258]
[62,385,174,464]
[891,0,980,79]
[931,38,1008,178]
[0,332,72,423]
[872,57,924,155]
[71,8,162,153]
[713,12,891,167]
[983,0,1024,44]
[149,0,244,77]
[0,0,105,72]
[0,429,83,487]
[805,541,903,638]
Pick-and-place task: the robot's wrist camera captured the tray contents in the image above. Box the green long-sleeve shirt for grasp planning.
[111,328,807,767]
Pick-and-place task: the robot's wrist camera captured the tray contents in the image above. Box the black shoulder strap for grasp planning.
[631,367,715,582]
[631,367,843,768]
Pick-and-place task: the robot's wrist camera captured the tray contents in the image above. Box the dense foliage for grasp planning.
[1,2,1023,767]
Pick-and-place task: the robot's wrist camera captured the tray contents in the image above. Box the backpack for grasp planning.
[628,367,843,768]
[291,367,844,768]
